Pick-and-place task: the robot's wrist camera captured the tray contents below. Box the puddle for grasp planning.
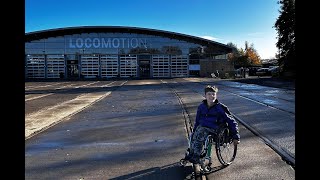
[226,82,265,90]
[78,142,125,148]
[239,92,255,96]
[25,142,64,155]
[154,139,164,142]
[262,99,278,105]
[265,90,280,94]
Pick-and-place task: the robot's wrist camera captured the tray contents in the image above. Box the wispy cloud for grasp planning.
[200,36,219,41]
[247,32,264,37]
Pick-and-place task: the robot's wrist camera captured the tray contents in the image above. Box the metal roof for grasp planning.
[25,26,232,53]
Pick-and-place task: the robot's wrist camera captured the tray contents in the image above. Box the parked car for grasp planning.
[269,66,280,76]
[256,68,271,76]
[248,67,261,76]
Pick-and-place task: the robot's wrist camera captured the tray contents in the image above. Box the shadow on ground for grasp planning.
[109,162,228,180]
[109,162,193,180]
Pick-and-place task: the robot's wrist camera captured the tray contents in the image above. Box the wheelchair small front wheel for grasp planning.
[203,165,212,172]
[180,159,188,166]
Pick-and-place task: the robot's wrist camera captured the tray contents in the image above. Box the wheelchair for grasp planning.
[180,124,238,173]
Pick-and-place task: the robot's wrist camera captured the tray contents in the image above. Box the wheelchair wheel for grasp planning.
[215,127,237,166]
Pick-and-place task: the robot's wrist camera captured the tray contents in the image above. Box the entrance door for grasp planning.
[67,60,79,78]
[139,55,151,78]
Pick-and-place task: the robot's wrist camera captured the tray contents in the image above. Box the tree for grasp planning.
[227,41,261,68]
[227,42,240,64]
[274,0,295,77]
[245,41,261,65]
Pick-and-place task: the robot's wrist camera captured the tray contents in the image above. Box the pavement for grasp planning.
[25,78,295,179]
[227,76,295,90]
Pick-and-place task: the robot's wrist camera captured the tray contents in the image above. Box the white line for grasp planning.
[25,82,103,102]
[101,81,116,87]
[25,91,111,139]
[120,81,128,86]
[55,83,77,90]
[25,82,67,90]
[25,93,54,102]
[74,81,100,88]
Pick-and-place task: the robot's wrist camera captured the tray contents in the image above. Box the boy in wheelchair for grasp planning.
[181,85,240,173]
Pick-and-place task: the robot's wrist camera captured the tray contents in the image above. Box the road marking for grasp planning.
[74,81,100,88]
[25,91,111,140]
[25,82,67,90]
[55,83,77,90]
[25,93,54,102]
[101,81,116,87]
[25,82,103,102]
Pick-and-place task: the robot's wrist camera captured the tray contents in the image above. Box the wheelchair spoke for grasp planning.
[215,127,237,165]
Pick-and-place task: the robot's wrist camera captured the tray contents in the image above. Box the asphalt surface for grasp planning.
[230,76,295,90]
[25,77,295,179]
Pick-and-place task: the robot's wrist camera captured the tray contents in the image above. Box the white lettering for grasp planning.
[68,38,148,49]
[84,38,92,48]
[92,38,100,48]
[120,38,126,48]
[112,39,120,48]
[139,39,147,48]
[76,39,84,48]
[102,38,111,48]
[69,39,76,48]
[131,38,138,48]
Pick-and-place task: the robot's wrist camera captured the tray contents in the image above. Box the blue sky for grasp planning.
[26,0,280,59]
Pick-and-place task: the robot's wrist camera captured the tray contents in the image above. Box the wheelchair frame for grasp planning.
[180,124,238,173]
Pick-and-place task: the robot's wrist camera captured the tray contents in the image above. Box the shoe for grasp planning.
[200,152,206,158]
[188,155,200,164]
[194,163,202,175]
[182,152,193,161]
[188,157,196,164]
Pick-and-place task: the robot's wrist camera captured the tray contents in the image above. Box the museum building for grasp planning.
[25,26,234,79]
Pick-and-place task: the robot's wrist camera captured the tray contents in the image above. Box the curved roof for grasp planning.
[25,26,232,53]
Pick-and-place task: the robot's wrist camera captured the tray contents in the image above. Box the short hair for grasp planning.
[205,85,218,94]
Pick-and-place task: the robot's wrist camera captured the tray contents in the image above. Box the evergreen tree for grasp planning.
[227,42,240,65]
[274,0,295,77]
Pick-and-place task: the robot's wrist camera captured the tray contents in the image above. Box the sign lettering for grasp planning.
[69,38,148,49]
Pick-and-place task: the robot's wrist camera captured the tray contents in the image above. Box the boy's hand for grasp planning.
[233,139,240,145]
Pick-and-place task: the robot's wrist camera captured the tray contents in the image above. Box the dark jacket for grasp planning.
[193,99,240,140]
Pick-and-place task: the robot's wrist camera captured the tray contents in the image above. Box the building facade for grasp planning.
[25,26,233,80]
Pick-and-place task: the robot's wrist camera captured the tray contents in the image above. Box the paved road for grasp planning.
[199,78,295,164]
[25,78,295,179]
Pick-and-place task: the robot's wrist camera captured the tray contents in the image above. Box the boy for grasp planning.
[183,85,240,172]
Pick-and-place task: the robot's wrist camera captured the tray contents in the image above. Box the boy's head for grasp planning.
[204,85,218,94]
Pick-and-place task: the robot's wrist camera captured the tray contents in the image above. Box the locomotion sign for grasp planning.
[69,38,148,49]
